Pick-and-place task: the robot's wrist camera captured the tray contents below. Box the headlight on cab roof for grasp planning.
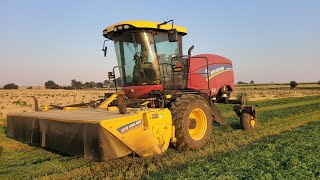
[113,27,117,31]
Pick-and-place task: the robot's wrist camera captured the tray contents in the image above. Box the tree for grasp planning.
[45,80,60,89]
[318,81,320,85]
[103,80,111,88]
[96,82,104,88]
[3,83,19,89]
[237,81,247,85]
[89,81,96,89]
[82,81,96,89]
[116,77,122,87]
[83,82,90,89]
[27,86,33,89]
[250,80,254,84]
[290,81,298,89]
[109,82,115,88]
[62,86,73,90]
[71,79,83,89]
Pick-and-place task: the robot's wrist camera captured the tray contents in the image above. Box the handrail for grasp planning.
[169,55,211,95]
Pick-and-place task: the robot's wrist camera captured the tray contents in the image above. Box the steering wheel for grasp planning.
[134,52,148,62]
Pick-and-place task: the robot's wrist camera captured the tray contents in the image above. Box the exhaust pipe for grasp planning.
[188,45,194,56]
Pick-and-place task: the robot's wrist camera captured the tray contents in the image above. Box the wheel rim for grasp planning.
[188,108,207,140]
[250,115,256,127]
[250,119,256,127]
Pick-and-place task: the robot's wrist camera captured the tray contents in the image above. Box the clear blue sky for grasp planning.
[0,0,319,86]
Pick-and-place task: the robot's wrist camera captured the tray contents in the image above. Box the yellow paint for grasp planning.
[188,108,207,140]
[63,107,79,111]
[98,93,118,109]
[143,109,173,152]
[99,91,126,110]
[141,101,149,106]
[104,20,187,35]
[43,105,50,111]
[165,94,172,99]
[100,108,174,157]
[251,119,256,127]
[107,106,119,111]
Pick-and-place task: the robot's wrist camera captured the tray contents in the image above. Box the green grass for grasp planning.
[0,96,320,179]
[146,121,320,179]
[250,95,320,107]
[0,118,6,125]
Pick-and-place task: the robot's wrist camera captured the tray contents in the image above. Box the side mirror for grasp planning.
[168,29,178,42]
[102,40,109,57]
[108,71,115,81]
[103,46,107,57]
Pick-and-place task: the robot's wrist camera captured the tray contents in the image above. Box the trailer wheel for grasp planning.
[170,94,212,151]
[240,112,257,131]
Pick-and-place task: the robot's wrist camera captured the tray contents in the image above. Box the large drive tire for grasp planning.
[170,94,212,151]
[240,112,257,131]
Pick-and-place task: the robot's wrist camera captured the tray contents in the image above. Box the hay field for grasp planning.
[232,83,320,101]
[0,89,107,119]
[0,83,319,179]
[0,83,319,118]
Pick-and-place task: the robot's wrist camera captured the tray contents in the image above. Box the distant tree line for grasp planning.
[0,79,122,90]
[2,83,19,89]
[44,80,60,89]
[44,78,122,89]
[237,80,254,85]
[3,79,316,90]
[237,80,301,89]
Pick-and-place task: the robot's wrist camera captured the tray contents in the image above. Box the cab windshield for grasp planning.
[113,31,181,87]
[114,31,161,86]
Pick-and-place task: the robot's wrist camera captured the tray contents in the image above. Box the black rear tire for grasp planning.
[170,94,213,151]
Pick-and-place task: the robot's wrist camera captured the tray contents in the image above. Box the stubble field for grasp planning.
[0,83,319,179]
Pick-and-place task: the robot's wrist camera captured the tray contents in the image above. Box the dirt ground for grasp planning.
[0,83,319,118]
[0,90,106,119]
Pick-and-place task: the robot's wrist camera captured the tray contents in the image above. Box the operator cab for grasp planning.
[103,21,187,97]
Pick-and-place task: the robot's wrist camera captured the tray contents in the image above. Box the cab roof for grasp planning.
[103,20,187,40]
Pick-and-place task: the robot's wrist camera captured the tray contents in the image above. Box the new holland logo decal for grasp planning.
[198,64,233,81]
[117,120,142,134]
